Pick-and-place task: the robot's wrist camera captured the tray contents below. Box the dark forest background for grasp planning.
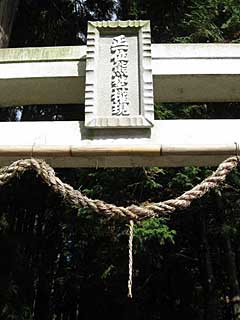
[0,0,240,319]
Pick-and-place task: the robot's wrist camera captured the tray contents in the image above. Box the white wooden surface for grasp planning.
[0,120,238,167]
[0,46,85,105]
[152,44,240,102]
[0,44,239,167]
[0,44,240,105]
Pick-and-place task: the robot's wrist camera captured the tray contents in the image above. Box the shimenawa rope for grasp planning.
[0,156,238,221]
[0,156,238,298]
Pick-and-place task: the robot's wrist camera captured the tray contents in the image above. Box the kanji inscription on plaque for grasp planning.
[111,35,130,116]
[85,20,154,128]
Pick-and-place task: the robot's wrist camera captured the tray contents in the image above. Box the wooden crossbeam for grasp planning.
[0,44,240,106]
[152,44,240,102]
[0,120,238,167]
[0,43,239,167]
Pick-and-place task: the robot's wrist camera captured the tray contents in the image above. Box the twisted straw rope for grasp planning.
[0,157,238,221]
[128,220,134,298]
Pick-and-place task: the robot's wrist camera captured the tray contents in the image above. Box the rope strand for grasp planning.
[128,220,134,298]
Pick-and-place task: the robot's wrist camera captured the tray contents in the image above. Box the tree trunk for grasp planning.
[0,0,19,48]
[199,212,218,320]
[217,197,240,320]
[120,0,130,19]
[0,0,20,120]
[224,234,240,319]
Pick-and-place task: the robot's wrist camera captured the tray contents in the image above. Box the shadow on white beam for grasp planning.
[0,44,240,106]
[0,46,86,105]
[0,120,238,167]
[152,43,240,102]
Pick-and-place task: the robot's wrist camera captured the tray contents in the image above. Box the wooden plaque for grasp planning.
[85,20,154,128]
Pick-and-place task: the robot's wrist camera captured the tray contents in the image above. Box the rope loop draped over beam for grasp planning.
[0,157,238,221]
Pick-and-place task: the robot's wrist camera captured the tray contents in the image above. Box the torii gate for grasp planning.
[0,20,239,168]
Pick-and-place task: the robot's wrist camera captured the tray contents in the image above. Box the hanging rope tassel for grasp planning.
[128,219,134,298]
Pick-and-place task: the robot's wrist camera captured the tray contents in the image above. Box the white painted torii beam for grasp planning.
[0,44,239,105]
[0,43,239,167]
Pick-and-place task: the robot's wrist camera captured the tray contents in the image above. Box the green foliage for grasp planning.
[134,218,176,245]
[59,166,166,206]
[155,103,210,120]
[11,0,116,47]
[168,166,213,191]
[118,0,191,42]
[176,0,240,43]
